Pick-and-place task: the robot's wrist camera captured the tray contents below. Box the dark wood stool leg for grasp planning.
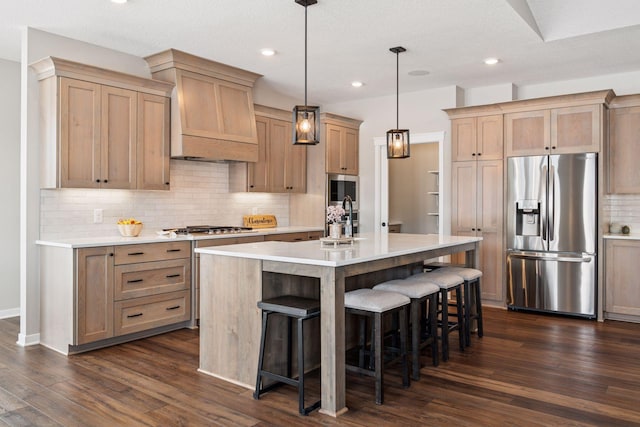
[410,299,420,380]
[428,293,439,367]
[399,307,410,388]
[474,279,484,338]
[456,287,465,351]
[374,312,383,405]
[440,289,449,361]
[464,280,472,347]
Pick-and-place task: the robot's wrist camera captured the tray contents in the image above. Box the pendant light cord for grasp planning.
[304,2,308,108]
[396,50,399,129]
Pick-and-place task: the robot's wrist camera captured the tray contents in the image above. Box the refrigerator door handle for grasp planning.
[508,251,592,263]
[549,164,555,241]
[541,164,548,241]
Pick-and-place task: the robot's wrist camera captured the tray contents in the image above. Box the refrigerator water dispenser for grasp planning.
[515,200,540,236]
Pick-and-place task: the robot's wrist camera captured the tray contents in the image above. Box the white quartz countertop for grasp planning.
[195,232,482,267]
[36,226,323,248]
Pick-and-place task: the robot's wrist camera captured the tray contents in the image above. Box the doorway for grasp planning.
[374,131,445,234]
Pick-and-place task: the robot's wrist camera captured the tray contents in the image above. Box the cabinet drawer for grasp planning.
[115,258,191,301]
[114,290,190,336]
[114,241,190,264]
[265,232,309,242]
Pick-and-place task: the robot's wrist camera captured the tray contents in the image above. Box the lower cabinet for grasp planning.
[74,241,191,350]
[605,239,640,320]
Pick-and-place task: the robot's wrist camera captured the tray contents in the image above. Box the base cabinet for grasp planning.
[605,239,640,320]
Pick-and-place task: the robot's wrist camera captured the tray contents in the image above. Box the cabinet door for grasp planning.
[451,117,477,162]
[325,124,343,174]
[451,162,477,234]
[551,105,600,154]
[342,127,359,175]
[286,141,307,193]
[101,85,137,189]
[476,160,504,303]
[59,78,101,188]
[477,115,503,160]
[505,110,550,157]
[607,106,640,194]
[605,240,640,316]
[248,116,269,192]
[269,118,292,192]
[76,247,114,344]
[137,93,170,190]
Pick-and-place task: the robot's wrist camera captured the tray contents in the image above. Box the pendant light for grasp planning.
[292,0,320,145]
[387,46,410,159]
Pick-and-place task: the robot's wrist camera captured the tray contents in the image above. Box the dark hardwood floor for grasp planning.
[2,308,640,426]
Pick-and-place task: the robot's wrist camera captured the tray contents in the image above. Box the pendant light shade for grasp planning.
[387,46,410,159]
[293,0,320,145]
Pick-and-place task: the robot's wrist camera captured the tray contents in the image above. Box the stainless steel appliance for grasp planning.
[327,174,359,233]
[506,153,597,318]
[164,225,255,235]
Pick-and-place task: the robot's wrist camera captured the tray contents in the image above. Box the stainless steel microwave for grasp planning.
[327,174,358,210]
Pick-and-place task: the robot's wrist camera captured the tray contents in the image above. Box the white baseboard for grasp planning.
[0,307,19,319]
[17,332,40,347]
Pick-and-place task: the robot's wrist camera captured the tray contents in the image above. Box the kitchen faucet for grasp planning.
[342,195,353,237]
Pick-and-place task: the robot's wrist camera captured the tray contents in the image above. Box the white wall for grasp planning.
[0,58,20,318]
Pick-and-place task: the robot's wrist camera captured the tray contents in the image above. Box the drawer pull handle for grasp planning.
[166,274,180,278]
[166,305,181,311]
[166,249,182,253]
[127,313,143,318]
[128,252,145,256]
[127,279,144,283]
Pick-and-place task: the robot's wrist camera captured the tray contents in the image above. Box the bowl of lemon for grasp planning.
[117,218,143,237]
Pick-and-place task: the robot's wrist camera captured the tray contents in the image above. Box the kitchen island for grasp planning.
[197,232,481,417]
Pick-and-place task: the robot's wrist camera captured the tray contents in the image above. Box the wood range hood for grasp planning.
[144,49,262,162]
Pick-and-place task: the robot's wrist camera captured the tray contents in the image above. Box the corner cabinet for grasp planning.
[229,105,306,193]
[323,113,362,175]
[451,115,503,161]
[31,57,173,190]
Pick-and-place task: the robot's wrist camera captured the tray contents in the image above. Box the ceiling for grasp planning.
[3,0,640,104]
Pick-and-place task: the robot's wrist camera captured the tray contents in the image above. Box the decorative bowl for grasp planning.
[118,223,143,237]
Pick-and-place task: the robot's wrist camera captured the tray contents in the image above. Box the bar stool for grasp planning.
[406,271,465,361]
[373,278,440,380]
[344,288,410,405]
[437,267,484,347]
[253,295,321,416]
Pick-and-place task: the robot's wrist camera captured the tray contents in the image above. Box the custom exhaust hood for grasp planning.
[144,49,262,162]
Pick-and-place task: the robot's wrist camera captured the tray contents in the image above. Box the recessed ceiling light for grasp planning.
[484,57,500,65]
[110,0,128,4]
[408,70,430,76]
[260,48,276,57]
[351,81,364,88]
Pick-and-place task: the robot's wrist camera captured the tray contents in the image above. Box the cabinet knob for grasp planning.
[477,152,482,156]
[103,179,108,183]
[165,182,170,186]
[382,222,387,227]
[545,147,550,150]
[249,185,254,188]
[551,146,557,150]
[96,179,101,183]
[471,228,476,231]
[109,253,114,257]
[477,228,482,232]
[472,153,476,156]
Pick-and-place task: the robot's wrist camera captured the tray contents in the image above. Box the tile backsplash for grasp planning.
[603,194,640,233]
[40,160,290,239]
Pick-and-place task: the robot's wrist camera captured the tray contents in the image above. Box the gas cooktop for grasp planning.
[164,225,254,235]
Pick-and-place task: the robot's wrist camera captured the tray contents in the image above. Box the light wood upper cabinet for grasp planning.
[76,246,114,345]
[137,93,171,190]
[506,105,601,156]
[32,57,173,190]
[144,49,261,162]
[607,104,640,194]
[605,239,640,318]
[230,105,306,193]
[323,113,362,176]
[452,115,503,161]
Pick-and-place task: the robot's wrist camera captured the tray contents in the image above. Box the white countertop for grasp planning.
[195,232,482,267]
[36,226,323,248]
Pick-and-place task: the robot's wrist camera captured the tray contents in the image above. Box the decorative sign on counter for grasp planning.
[243,214,277,229]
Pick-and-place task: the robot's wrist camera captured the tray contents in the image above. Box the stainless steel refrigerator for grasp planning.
[506,153,597,318]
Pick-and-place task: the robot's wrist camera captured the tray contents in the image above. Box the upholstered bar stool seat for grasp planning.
[405,271,465,361]
[437,267,484,347]
[374,278,440,380]
[254,295,321,416]
[344,288,410,405]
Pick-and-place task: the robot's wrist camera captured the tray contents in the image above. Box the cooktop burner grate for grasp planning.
[164,225,254,235]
